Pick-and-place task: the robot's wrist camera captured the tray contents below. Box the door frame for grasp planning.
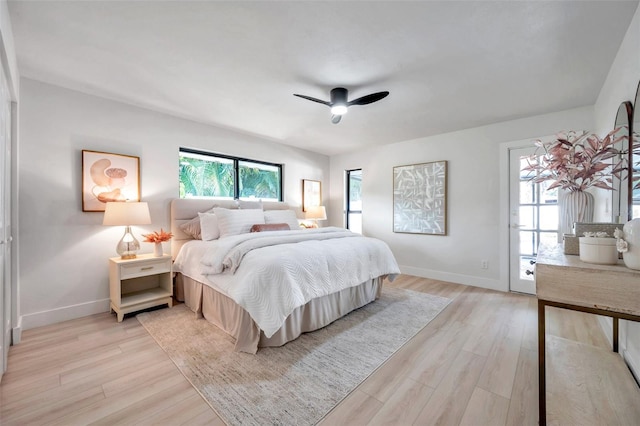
[499,137,551,293]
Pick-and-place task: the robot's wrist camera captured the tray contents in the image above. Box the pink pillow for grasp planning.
[250,223,290,233]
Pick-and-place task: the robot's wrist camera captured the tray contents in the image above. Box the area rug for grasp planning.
[137,287,451,426]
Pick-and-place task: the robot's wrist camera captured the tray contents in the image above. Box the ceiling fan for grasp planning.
[294,87,389,124]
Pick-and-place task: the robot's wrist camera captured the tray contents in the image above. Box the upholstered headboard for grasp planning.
[170,199,291,259]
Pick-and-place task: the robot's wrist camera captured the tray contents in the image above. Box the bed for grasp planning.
[170,198,400,353]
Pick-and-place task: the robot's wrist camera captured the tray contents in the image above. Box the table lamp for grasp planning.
[304,205,327,228]
[103,201,151,259]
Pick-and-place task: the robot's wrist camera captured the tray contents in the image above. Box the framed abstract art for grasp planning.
[82,150,140,212]
[393,160,447,235]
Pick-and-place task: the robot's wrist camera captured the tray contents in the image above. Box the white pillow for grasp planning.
[213,207,265,238]
[264,210,299,231]
[198,212,221,241]
[179,205,224,239]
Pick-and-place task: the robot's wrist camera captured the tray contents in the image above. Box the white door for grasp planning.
[509,146,559,294]
[0,63,10,377]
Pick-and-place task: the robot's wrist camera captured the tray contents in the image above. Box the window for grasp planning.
[238,160,281,200]
[518,155,559,279]
[346,169,362,234]
[179,148,282,201]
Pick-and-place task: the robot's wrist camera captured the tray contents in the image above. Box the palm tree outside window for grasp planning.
[179,148,282,201]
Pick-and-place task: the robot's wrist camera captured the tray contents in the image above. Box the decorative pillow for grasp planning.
[250,223,290,233]
[179,216,203,239]
[237,200,263,210]
[214,207,265,238]
[179,205,227,239]
[264,210,299,231]
[198,212,221,241]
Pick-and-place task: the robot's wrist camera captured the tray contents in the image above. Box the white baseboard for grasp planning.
[597,315,614,347]
[399,265,505,292]
[623,334,640,384]
[12,316,22,345]
[21,299,111,331]
[624,347,640,384]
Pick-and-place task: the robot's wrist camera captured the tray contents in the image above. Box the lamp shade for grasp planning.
[103,202,151,226]
[304,205,327,221]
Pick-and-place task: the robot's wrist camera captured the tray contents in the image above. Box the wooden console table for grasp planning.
[536,243,640,425]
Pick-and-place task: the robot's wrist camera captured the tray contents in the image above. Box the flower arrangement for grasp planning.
[523,129,627,192]
[141,229,173,243]
[614,228,628,253]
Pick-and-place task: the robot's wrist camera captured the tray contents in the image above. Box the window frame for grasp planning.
[346,168,362,231]
[179,147,283,201]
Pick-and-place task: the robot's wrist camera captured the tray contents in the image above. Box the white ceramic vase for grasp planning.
[559,190,594,235]
[153,242,163,257]
[622,218,640,270]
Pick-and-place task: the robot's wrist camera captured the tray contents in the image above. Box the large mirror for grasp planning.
[614,100,633,221]
[631,81,640,219]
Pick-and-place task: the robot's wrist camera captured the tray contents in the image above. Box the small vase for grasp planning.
[622,219,640,270]
[153,242,163,257]
[559,190,594,235]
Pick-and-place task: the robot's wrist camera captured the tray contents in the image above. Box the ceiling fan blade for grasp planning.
[293,94,330,106]
[348,91,390,106]
[331,114,342,124]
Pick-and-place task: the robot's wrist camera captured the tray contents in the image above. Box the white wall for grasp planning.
[17,78,329,329]
[593,3,640,381]
[329,106,594,291]
[594,4,640,136]
[0,0,18,98]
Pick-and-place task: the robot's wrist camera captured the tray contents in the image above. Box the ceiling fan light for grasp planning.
[330,104,348,115]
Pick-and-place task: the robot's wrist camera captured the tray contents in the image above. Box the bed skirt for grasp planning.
[175,273,383,353]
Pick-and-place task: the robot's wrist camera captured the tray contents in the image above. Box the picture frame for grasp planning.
[302,179,321,212]
[393,160,447,235]
[82,150,140,212]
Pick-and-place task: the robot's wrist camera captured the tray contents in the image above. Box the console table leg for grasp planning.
[538,300,546,426]
[613,317,619,353]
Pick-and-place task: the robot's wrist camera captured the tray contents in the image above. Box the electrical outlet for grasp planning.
[481,260,489,270]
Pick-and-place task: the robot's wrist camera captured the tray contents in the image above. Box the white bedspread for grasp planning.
[200,227,357,274]
[180,227,400,338]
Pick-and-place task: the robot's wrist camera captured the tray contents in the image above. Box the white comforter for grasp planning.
[188,227,400,337]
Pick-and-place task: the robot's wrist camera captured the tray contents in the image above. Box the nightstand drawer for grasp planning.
[120,258,171,280]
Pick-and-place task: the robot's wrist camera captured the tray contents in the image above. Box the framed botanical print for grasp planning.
[393,160,447,235]
[302,179,321,212]
[82,150,140,212]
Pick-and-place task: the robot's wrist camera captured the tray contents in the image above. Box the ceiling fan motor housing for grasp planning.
[330,87,348,106]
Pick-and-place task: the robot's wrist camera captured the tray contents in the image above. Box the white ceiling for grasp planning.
[8,1,639,156]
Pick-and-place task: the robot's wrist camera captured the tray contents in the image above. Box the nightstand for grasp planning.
[109,253,173,322]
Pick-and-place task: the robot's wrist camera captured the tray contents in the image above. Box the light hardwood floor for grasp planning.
[0,275,634,425]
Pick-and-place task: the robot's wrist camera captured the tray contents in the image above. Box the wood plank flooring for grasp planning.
[0,275,635,425]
